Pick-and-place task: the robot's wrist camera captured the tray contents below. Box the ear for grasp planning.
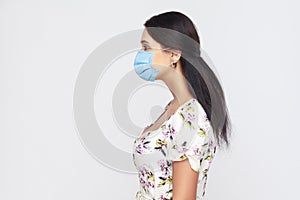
[171,49,182,63]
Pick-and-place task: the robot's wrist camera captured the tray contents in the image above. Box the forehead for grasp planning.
[140,28,161,48]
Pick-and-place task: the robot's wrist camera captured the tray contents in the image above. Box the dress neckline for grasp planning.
[138,97,197,139]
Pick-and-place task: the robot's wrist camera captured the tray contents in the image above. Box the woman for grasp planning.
[132,11,232,200]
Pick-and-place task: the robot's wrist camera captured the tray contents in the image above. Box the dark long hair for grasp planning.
[144,11,232,149]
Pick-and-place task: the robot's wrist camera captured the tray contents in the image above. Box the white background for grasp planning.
[1,0,300,199]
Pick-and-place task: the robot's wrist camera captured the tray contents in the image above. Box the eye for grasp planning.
[143,45,150,51]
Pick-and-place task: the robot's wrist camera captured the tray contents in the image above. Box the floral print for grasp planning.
[132,98,217,200]
[138,165,155,194]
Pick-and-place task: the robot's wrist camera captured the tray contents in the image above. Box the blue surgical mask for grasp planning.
[133,50,159,82]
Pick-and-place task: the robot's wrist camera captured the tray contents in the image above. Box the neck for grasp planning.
[162,70,194,107]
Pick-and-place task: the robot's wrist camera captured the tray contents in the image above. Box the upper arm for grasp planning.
[172,158,199,200]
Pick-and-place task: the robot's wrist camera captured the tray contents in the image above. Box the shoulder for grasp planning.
[172,98,208,128]
[169,98,214,143]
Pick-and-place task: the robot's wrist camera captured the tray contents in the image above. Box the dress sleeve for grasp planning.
[166,99,216,173]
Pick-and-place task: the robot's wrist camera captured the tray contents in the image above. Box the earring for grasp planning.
[171,61,177,68]
[170,60,176,68]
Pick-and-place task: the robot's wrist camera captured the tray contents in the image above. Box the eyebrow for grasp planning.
[140,40,149,44]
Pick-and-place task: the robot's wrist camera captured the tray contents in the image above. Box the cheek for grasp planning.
[152,52,169,70]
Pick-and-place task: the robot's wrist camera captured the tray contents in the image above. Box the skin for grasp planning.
[140,28,199,200]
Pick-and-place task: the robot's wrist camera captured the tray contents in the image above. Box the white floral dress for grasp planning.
[132,98,217,200]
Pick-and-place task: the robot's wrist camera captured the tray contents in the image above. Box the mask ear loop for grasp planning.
[162,47,178,69]
[156,47,178,69]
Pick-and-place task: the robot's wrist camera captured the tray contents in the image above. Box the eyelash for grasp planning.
[143,46,150,51]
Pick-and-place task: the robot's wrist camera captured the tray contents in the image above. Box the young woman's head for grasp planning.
[137,11,232,149]
[137,28,184,80]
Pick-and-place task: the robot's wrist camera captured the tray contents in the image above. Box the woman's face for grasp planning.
[139,28,180,80]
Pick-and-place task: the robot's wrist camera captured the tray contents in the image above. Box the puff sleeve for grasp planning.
[166,99,216,173]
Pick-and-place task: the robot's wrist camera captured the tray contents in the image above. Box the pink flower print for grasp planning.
[162,130,169,139]
[158,195,169,200]
[167,124,176,140]
[160,123,175,140]
[157,159,171,176]
[193,147,201,156]
[177,146,189,154]
[135,138,151,154]
[186,112,197,122]
[138,166,155,193]
[135,144,144,154]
